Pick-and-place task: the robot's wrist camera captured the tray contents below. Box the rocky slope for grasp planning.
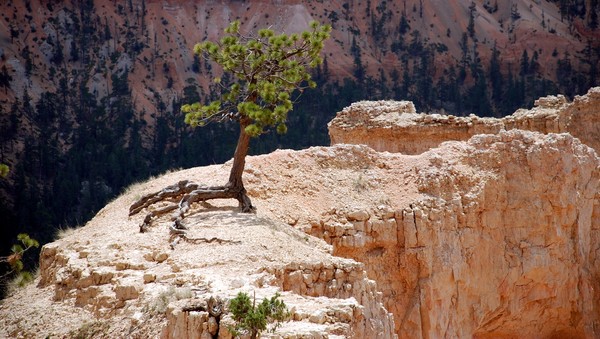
[1,159,398,338]
[0,0,592,95]
[1,126,599,337]
[329,86,600,155]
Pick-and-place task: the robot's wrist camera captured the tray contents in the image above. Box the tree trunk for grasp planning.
[227,118,254,212]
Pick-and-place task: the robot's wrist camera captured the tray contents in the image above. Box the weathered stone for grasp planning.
[91,269,114,285]
[329,87,600,156]
[309,310,328,324]
[143,273,156,283]
[347,210,370,221]
[155,252,169,263]
[321,129,600,337]
[114,284,139,301]
[207,316,218,336]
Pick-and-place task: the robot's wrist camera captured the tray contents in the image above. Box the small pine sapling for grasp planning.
[228,291,290,339]
[1,233,40,287]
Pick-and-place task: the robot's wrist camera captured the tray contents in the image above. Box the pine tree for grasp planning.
[129,21,331,225]
[468,2,477,38]
[489,42,503,104]
[0,65,12,94]
[399,14,410,35]
[511,3,521,20]
[9,23,18,43]
[401,63,411,99]
[519,50,529,77]
[529,50,539,75]
[459,32,470,83]
[590,0,599,28]
[377,68,389,98]
[351,37,365,82]
[51,40,64,65]
[21,46,33,76]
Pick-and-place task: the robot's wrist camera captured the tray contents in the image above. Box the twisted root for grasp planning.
[129,180,254,233]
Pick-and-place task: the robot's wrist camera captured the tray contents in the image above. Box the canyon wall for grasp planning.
[329,86,600,156]
[307,131,600,337]
[325,87,600,337]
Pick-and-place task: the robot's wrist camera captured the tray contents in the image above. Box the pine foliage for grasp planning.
[182,21,331,137]
[228,291,290,339]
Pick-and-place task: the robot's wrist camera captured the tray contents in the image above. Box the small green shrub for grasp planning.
[228,291,290,339]
[0,164,8,177]
[1,233,40,287]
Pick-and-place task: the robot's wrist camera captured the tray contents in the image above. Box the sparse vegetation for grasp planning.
[54,226,78,240]
[128,20,331,231]
[1,233,40,292]
[1,0,600,278]
[228,291,290,339]
[146,286,193,314]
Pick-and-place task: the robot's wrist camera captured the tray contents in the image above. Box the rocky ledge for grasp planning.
[329,86,600,155]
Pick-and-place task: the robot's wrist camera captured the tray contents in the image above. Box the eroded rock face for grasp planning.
[30,210,396,339]
[309,131,600,337]
[326,88,600,336]
[329,87,600,156]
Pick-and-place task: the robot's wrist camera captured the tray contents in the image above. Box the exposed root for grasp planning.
[170,233,242,246]
[172,185,233,230]
[130,180,255,234]
[129,180,198,216]
[140,205,178,233]
[169,227,242,250]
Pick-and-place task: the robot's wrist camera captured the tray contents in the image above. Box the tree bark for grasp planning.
[227,117,254,212]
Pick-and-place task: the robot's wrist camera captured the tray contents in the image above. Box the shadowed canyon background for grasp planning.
[1,0,599,280]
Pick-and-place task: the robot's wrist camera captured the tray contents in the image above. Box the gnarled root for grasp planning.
[129,180,254,233]
[129,180,199,216]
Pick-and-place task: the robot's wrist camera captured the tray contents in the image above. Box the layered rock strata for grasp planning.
[31,209,395,338]
[304,131,600,337]
[243,130,600,337]
[329,86,600,155]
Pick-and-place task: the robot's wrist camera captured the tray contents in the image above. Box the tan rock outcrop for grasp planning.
[5,197,396,338]
[308,131,600,337]
[329,86,600,156]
